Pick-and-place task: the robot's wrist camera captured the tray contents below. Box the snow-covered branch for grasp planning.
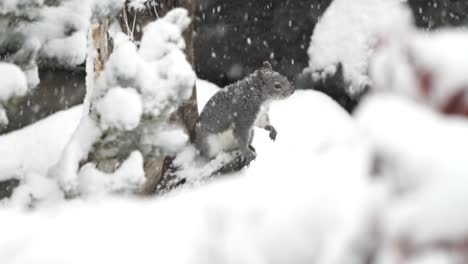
[51,8,196,196]
[0,63,28,130]
[0,0,124,94]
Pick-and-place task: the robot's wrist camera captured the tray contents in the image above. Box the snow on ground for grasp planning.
[245,91,366,182]
[2,79,468,263]
[2,73,468,264]
[0,105,82,181]
[0,105,82,208]
[0,84,375,263]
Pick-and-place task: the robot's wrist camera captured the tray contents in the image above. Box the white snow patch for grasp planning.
[0,105,82,181]
[49,115,102,194]
[7,172,64,209]
[95,87,143,131]
[78,151,145,196]
[40,31,88,66]
[127,0,149,11]
[150,125,189,154]
[0,63,28,101]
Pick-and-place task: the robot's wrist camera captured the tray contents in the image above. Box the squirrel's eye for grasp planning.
[274,83,282,89]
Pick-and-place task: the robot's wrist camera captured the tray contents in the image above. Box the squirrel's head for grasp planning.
[255,61,294,100]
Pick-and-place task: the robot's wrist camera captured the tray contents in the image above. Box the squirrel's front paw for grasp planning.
[265,125,277,141]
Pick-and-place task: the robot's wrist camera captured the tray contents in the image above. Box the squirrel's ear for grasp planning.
[262,61,272,70]
[256,70,264,83]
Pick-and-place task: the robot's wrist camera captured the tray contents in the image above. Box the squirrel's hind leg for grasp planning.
[194,126,211,158]
[248,129,256,153]
[233,126,257,164]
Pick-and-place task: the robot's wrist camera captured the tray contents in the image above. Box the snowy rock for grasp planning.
[306,0,412,94]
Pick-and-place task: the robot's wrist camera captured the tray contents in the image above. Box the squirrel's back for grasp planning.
[198,75,263,133]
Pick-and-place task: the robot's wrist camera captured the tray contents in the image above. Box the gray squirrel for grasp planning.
[195,61,294,165]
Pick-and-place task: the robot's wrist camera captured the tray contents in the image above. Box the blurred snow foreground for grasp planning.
[2,2,468,264]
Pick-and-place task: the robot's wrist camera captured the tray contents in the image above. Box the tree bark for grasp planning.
[0,179,19,200]
[91,19,112,81]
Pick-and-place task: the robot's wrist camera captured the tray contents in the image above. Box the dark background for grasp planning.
[195,0,468,87]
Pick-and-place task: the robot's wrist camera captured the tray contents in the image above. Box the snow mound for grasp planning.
[0,105,82,182]
[306,0,412,95]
